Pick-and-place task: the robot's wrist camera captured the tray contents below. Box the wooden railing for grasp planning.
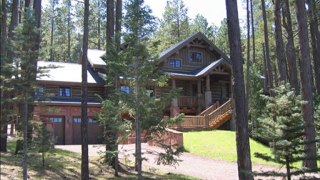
[199,101,220,116]
[177,99,232,130]
[178,116,206,129]
[178,96,197,107]
[207,99,232,124]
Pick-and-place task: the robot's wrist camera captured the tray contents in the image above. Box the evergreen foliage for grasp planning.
[31,121,54,167]
[254,84,320,179]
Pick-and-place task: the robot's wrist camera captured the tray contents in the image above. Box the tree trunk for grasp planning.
[67,0,71,61]
[250,0,255,65]
[81,0,90,179]
[115,0,122,50]
[282,0,299,94]
[114,0,122,176]
[246,0,250,115]
[107,0,115,47]
[307,0,320,94]
[261,0,273,94]
[22,97,28,180]
[226,0,253,179]
[274,0,287,83]
[295,0,318,169]
[134,57,142,180]
[50,1,55,61]
[97,0,101,50]
[0,0,8,153]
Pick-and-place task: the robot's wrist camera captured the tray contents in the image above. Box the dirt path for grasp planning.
[56,143,285,180]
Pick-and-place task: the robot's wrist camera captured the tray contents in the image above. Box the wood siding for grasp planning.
[162,46,219,73]
[37,83,105,100]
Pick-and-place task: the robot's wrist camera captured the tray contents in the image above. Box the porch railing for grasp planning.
[178,96,205,108]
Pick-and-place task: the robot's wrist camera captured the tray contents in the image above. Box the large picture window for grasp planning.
[189,52,203,63]
[59,87,71,97]
[169,59,181,68]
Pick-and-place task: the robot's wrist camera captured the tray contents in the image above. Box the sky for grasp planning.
[42,0,247,27]
[144,0,247,27]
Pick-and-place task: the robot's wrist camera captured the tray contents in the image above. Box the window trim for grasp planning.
[169,58,182,68]
[189,51,203,63]
[58,87,71,97]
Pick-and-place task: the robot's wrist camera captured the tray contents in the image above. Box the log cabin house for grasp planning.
[34,32,233,145]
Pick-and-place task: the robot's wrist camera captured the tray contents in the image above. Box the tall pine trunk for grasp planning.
[295,0,318,169]
[261,0,273,94]
[0,0,8,153]
[107,0,115,47]
[226,0,253,179]
[50,1,55,61]
[246,0,250,115]
[307,0,320,94]
[282,0,299,94]
[250,0,255,65]
[67,0,71,61]
[81,0,90,179]
[274,0,287,83]
[115,0,122,50]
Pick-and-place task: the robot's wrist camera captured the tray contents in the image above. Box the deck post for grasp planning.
[205,75,212,108]
[171,78,180,117]
[197,80,202,114]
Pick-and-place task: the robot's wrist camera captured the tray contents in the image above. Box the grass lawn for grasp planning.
[1,140,199,180]
[183,130,274,165]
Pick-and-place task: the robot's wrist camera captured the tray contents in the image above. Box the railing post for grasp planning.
[205,115,209,129]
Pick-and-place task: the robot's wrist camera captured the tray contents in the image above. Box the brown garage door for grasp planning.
[72,117,103,144]
[49,117,65,145]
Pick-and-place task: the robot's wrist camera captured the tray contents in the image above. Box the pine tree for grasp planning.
[13,6,40,179]
[254,84,320,179]
[226,0,253,179]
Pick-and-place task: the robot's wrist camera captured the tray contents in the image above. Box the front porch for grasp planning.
[169,73,231,117]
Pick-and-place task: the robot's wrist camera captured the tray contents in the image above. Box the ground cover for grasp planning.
[183,130,274,165]
[0,140,198,179]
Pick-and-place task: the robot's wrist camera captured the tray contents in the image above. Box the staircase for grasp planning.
[178,99,233,129]
[207,99,232,129]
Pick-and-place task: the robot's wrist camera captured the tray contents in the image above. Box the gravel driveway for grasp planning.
[56,143,287,180]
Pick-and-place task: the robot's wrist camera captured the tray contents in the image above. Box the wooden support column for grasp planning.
[205,75,212,108]
[197,80,202,113]
[171,78,180,117]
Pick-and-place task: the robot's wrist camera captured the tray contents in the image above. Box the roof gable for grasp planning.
[159,32,229,62]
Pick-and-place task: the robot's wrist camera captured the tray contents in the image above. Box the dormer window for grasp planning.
[59,87,71,97]
[169,59,181,68]
[189,52,202,63]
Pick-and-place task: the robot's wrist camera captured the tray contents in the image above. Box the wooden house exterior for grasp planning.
[34,60,105,145]
[33,32,233,145]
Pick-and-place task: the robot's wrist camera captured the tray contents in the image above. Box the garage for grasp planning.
[72,117,103,144]
[49,117,65,145]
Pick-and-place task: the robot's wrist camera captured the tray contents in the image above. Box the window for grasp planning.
[50,117,63,123]
[73,117,81,123]
[73,117,96,124]
[59,87,71,97]
[146,86,155,97]
[88,118,96,124]
[120,86,130,94]
[35,86,44,96]
[169,59,181,68]
[189,52,202,63]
